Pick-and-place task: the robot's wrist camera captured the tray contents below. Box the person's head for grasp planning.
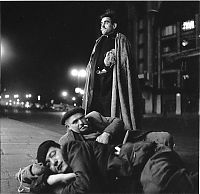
[37,140,68,173]
[61,107,89,134]
[100,9,118,35]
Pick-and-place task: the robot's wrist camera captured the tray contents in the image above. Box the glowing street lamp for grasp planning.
[38,95,41,101]
[72,97,76,101]
[1,38,15,64]
[71,68,86,87]
[71,69,86,78]
[75,87,84,95]
[79,69,87,78]
[71,69,78,77]
[1,43,5,58]
[26,94,32,98]
[61,91,68,97]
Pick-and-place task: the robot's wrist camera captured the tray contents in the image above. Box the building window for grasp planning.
[138,34,144,45]
[139,48,144,59]
[181,20,195,31]
[161,24,176,36]
[162,58,181,70]
[161,38,177,53]
[181,38,196,51]
[162,73,178,90]
[138,19,144,30]
[139,62,144,74]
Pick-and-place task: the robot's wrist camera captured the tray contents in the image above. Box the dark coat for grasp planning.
[59,111,125,147]
[30,141,196,194]
[82,33,142,130]
[140,145,197,194]
[60,140,156,194]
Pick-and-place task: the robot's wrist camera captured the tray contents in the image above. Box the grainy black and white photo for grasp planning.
[1,1,199,194]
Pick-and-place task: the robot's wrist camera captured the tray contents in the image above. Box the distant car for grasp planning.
[51,103,65,111]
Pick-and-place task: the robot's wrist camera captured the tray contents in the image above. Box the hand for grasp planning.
[104,49,116,67]
[96,132,110,144]
[31,162,46,176]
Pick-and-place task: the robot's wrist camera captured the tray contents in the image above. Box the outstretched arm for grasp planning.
[47,173,76,185]
[30,172,76,193]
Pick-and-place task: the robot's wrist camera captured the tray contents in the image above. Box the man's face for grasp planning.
[65,113,89,133]
[45,147,68,173]
[100,17,117,35]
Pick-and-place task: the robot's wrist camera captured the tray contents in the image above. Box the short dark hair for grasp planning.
[61,107,85,125]
[100,9,118,24]
[37,140,60,165]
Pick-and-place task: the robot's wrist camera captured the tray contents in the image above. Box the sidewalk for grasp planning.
[1,117,199,194]
[1,118,62,194]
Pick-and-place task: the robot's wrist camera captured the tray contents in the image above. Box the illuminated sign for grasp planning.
[182,20,195,31]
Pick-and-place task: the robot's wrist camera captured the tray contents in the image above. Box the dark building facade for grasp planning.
[121,1,200,115]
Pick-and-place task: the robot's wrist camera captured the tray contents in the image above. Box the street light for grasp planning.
[79,69,87,78]
[1,38,15,64]
[72,97,76,101]
[25,94,32,98]
[71,68,86,87]
[71,69,78,77]
[75,87,84,95]
[1,43,4,58]
[61,91,68,97]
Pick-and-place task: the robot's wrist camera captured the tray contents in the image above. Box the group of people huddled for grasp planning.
[16,9,198,194]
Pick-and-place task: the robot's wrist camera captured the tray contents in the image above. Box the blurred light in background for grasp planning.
[72,97,76,101]
[71,68,86,78]
[61,91,68,97]
[1,38,15,64]
[14,94,19,98]
[75,87,84,95]
[26,94,32,98]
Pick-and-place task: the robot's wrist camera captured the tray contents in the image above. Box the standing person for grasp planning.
[82,9,142,130]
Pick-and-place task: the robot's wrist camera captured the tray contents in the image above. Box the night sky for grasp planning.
[1,1,128,102]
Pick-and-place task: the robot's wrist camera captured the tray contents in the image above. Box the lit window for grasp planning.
[182,20,195,31]
[162,25,176,36]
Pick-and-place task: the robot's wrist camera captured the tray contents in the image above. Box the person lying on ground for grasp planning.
[59,107,175,149]
[16,108,175,193]
[26,139,197,194]
[59,107,125,146]
[15,141,76,194]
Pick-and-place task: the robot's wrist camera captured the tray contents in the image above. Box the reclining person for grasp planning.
[59,107,125,146]
[28,140,197,194]
[16,108,175,193]
[59,107,174,149]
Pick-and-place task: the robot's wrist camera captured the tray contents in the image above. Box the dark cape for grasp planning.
[82,33,142,130]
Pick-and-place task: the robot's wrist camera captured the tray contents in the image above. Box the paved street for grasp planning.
[0,111,199,194]
[1,118,62,194]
